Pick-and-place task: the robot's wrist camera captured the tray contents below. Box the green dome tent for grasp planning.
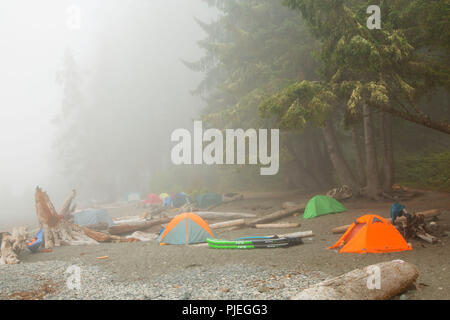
[303,195,347,219]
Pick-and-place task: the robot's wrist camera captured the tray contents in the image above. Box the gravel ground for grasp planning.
[0,260,328,300]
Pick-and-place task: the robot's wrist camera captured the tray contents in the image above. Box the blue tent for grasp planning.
[172,192,192,208]
[196,193,223,209]
[73,209,114,227]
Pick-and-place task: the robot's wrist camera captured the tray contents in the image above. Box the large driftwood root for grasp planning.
[35,187,98,248]
[292,260,419,300]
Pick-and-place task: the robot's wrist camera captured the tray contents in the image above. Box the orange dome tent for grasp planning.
[158,212,216,245]
[329,214,412,254]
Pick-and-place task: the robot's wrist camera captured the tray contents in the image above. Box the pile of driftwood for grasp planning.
[331,209,441,244]
[103,201,312,239]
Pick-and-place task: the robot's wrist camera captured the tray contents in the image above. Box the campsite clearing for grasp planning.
[3,188,450,300]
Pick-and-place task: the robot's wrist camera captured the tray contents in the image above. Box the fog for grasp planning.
[0,0,215,228]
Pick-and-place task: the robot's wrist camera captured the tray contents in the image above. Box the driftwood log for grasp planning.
[292,260,418,300]
[245,204,305,227]
[255,223,301,229]
[191,211,256,219]
[210,219,245,230]
[108,217,171,235]
[331,209,441,234]
[82,222,109,231]
[208,203,304,232]
[80,227,111,243]
[277,230,314,238]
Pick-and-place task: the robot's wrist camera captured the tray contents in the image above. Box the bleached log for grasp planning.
[292,260,418,300]
[282,202,302,209]
[108,217,171,235]
[255,223,300,229]
[331,209,441,234]
[210,219,245,230]
[277,230,314,238]
[246,204,305,226]
[191,211,257,219]
[125,231,158,242]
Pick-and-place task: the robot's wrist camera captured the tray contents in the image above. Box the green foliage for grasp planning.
[259,80,334,129]
[186,0,319,129]
[266,0,450,132]
[397,151,450,191]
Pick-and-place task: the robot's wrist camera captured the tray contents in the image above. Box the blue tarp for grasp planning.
[28,229,43,252]
[73,209,114,227]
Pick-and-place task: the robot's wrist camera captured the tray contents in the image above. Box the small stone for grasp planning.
[257,285,271,293]
[399,294,409,300]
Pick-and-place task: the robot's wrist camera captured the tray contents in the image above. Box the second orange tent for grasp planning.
[329,214,412,253]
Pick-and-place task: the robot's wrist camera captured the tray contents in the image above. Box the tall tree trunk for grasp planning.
[304,127,330,190]
[363,104,382,199]
[381,112,395,191]
[287,134,322,191]
[351,125,366,186]
[321,118,359,191]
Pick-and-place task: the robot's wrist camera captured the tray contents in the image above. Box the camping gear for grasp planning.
[390,203,407,223]
[207,236,303,249]
[208,243,290,249]
[158,212,216,245]
[73,209,114,227]
[303,195,347,219]
[331,209,441,234]
[329,214,412,253]
[145,193,163,205]
[27,229,44,252]
[171,192,192,208]
[159,193,171,206]
[196,193,223,209]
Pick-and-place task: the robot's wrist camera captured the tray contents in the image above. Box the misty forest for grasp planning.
[60,1,449,200]
[0,0,449,301]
